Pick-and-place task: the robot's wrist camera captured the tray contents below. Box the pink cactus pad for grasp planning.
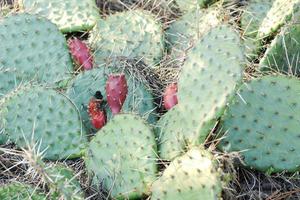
[106,74,128,115]
[163,83,178,110]
[68,37,93,70]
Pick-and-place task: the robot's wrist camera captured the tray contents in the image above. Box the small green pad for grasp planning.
[240,0,273,59]
[85,114,157,199]
[46,164,84,200]
[156,105,204,160]
[259,22,300,75]
[66,64,157,133]
[19,0,100,32]
[166,7,223,64]
[151,148,222,200]
[0,13,73,96]
[0,86,86,160]
[0,183,46,200]
[89,10,164,68]
[258,0,300,38]
[174,0,218,12]
[219,75,300,172]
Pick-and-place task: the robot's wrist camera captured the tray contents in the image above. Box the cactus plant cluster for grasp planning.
[2,0,300,199]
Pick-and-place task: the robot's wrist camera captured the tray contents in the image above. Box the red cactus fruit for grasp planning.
[68,37,93,70]
[106,74,128,115]
[88,91,106,129]
[163,83,178,110]
[91,111,107,129]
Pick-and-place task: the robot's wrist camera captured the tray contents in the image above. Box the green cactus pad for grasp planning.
[151,148,222,200]
[158,25,244,160]
[219,75,300,172]
[0,13,73,96]
[259,22,300,75]
[66,65,157,133]
[18,0,100,32]
[174,0,218,12]
[89,10,164,68]
[0,86,86,160]
[46,164,84,200]
[0,183,46,200]
[258,0,300,38]
[166,7,223,64]
[85,114,157,199]
[240,0,273,59]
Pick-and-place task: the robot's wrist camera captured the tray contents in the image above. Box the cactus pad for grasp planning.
[66,65,157,133]
[219,75,300,172]
[0,183,46,200]
[151,148,222,200]
[0,13,73,96]
[85,114,157,199]
[0,86,86,160]
[89,10,164,67]
[259,22,300,75]
[258,0,300,38]
[19,0,100,32]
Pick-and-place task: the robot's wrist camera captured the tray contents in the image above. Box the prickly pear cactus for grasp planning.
[18,0,100,32]
[240,0,273,59]
[66,64,157,133]
[0,86,87,160]
[0,13,73,96]
[0,183,46,200]
[219,75,300,172]
[89,10,164,68]
[151,148,222,200]
[85,114,157,199]
[166,7,223,65]
[258,0,300,38]
[259,21,300,75]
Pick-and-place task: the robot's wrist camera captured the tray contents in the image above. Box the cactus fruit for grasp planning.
[0,183,46,200]
[106,74,128,115]
[240,0,273,59]
[89,10,164,68]
[88,92,107,129]
[163,83,178,110]
[219,75,300,173]
[166,7,223,65]
[18,0,100,33]
[259,21,300,75]
[85,114,157,199]
[68,38,93,71]
[0,13,73,96]
[66,64,157,133]
[0,86,87,160]
[151,148,222,200]
[258,0,300,38]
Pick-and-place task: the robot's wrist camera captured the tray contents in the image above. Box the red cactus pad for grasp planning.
[91,111,107,129]
[68,37,93,70]
[163,83,178,110]
[106,74,128,115]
